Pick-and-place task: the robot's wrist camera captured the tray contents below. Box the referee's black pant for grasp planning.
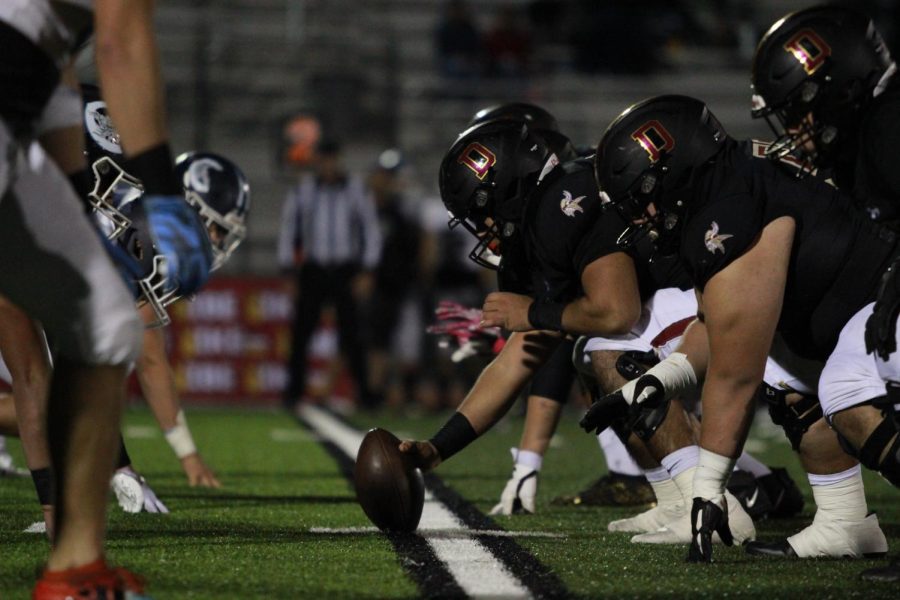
[284,262,373,408]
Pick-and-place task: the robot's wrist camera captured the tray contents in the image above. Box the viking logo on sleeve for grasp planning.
[704,221,733,254]
[457,142,497,181]
[783,29,832,75]
[631,120,675,164]
[560,190,586,217]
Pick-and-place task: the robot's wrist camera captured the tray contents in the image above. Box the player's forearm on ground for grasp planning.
[94,0,168,155]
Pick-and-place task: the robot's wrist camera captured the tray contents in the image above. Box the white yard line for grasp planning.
[309,526,566,538]
[298,405,531,599]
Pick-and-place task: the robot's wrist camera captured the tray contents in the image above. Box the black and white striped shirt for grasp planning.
[278,174,382,270]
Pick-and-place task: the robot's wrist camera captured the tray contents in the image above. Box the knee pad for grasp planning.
[615,350,659,382]
[761,383,822,451]
[856,395,900,488]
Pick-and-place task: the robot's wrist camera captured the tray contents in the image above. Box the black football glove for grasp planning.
[579,391,629,435]
[687,497,733,564]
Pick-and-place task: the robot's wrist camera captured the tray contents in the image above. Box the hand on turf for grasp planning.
[490,464,538,515]
[480,292,533,331]
[397,440,442,471]
[687,496,732,563]
[181,453,222,488]
[579,390,629,435]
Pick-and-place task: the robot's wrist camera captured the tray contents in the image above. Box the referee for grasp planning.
[278,140,383,410]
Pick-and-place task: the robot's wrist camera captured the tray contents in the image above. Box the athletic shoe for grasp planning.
[33,558,152,599]
[0,450,28,477]
[111,469,169,514]
[608,501,687,533]
[551,473,654,507]
[746,512,887,558]
[756,467,804,518]
[631,491,755,545]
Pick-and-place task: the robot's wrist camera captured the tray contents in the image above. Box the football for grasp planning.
[354,428,425,532]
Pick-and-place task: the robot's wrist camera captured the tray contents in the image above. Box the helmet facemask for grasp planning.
[89,156,143,240]
[184,190,247,271]
[752,79,835,176]
[136,254,182,329]
[608,159,684,254]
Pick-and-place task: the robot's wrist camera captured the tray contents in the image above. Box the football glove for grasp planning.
[579,390,629,435]
[142,194,213,296]
[687,496,732,563]
[111,468,170,514]
[490,463,538,515]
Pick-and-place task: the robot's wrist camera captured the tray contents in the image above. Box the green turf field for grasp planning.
[1,407,897,598]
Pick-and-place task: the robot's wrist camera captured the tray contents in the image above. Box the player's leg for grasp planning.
[285,264,328,408]
[747,305,887,558]
[0,139,143,571]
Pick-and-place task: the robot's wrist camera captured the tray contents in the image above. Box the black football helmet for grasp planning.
[175,151,250,271]
[439,119,554,269]
[467,102,578,162]
[751,5,894,172]
[594,95,727,251]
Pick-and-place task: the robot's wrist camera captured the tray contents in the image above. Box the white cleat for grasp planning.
[0,451,28,477]
[23,521,47,534]
[111,468,170,514]
[631,491,755,545]
[747,512,887,558]
[608,502,686,533]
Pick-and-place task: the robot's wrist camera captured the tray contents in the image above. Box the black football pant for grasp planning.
[285,263,373,408]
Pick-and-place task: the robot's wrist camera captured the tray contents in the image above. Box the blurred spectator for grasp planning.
[278,140,383,411]
[435,0,484,79]
[365,149,424,408]
[485,4,533,77]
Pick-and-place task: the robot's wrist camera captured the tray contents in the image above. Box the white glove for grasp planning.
[111,467,170,514]
[490,464,538,515]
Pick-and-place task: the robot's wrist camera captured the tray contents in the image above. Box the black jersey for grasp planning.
[681,138,899,361]
[522,158,691,305]
[843,76,900,223]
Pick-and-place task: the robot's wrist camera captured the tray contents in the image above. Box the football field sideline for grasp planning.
[297,404,568,599]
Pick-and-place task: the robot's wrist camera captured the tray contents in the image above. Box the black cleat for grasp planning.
[727,470,774,521]
[756,467,805,519]
[861,560,900,583]
[551,472,655,507]
[745,539,797,558]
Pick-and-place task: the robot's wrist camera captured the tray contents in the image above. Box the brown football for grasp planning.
[354,428,425,532]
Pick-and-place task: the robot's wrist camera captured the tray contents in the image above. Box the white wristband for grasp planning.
[164,410,197,459]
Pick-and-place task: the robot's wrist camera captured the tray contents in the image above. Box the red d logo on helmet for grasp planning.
[631,120,675,164]
[784,29,832,75]
[458,142,497,180]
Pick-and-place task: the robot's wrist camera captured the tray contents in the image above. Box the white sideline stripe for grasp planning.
[299,405,531,599]
[310,526,565,539]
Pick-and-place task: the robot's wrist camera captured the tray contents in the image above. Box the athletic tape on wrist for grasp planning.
[164,410,198,459]
[429,412,477,461]
[634,352,697,404]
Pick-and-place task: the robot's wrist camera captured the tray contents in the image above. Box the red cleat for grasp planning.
[33,558,151,599]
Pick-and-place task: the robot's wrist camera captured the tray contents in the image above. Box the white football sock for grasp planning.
[736,451,772,477]
[660,444,699,479]
[807,465,867,521]
[597,428,642,476]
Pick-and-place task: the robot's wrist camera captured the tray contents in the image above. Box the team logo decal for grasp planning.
[458,142,496,180]
[783,29,831,75]
[560,190,585,217]
[704,221,733,254]
[84,100,122,154]
[184,158,224,193]
[631,120,675,164]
